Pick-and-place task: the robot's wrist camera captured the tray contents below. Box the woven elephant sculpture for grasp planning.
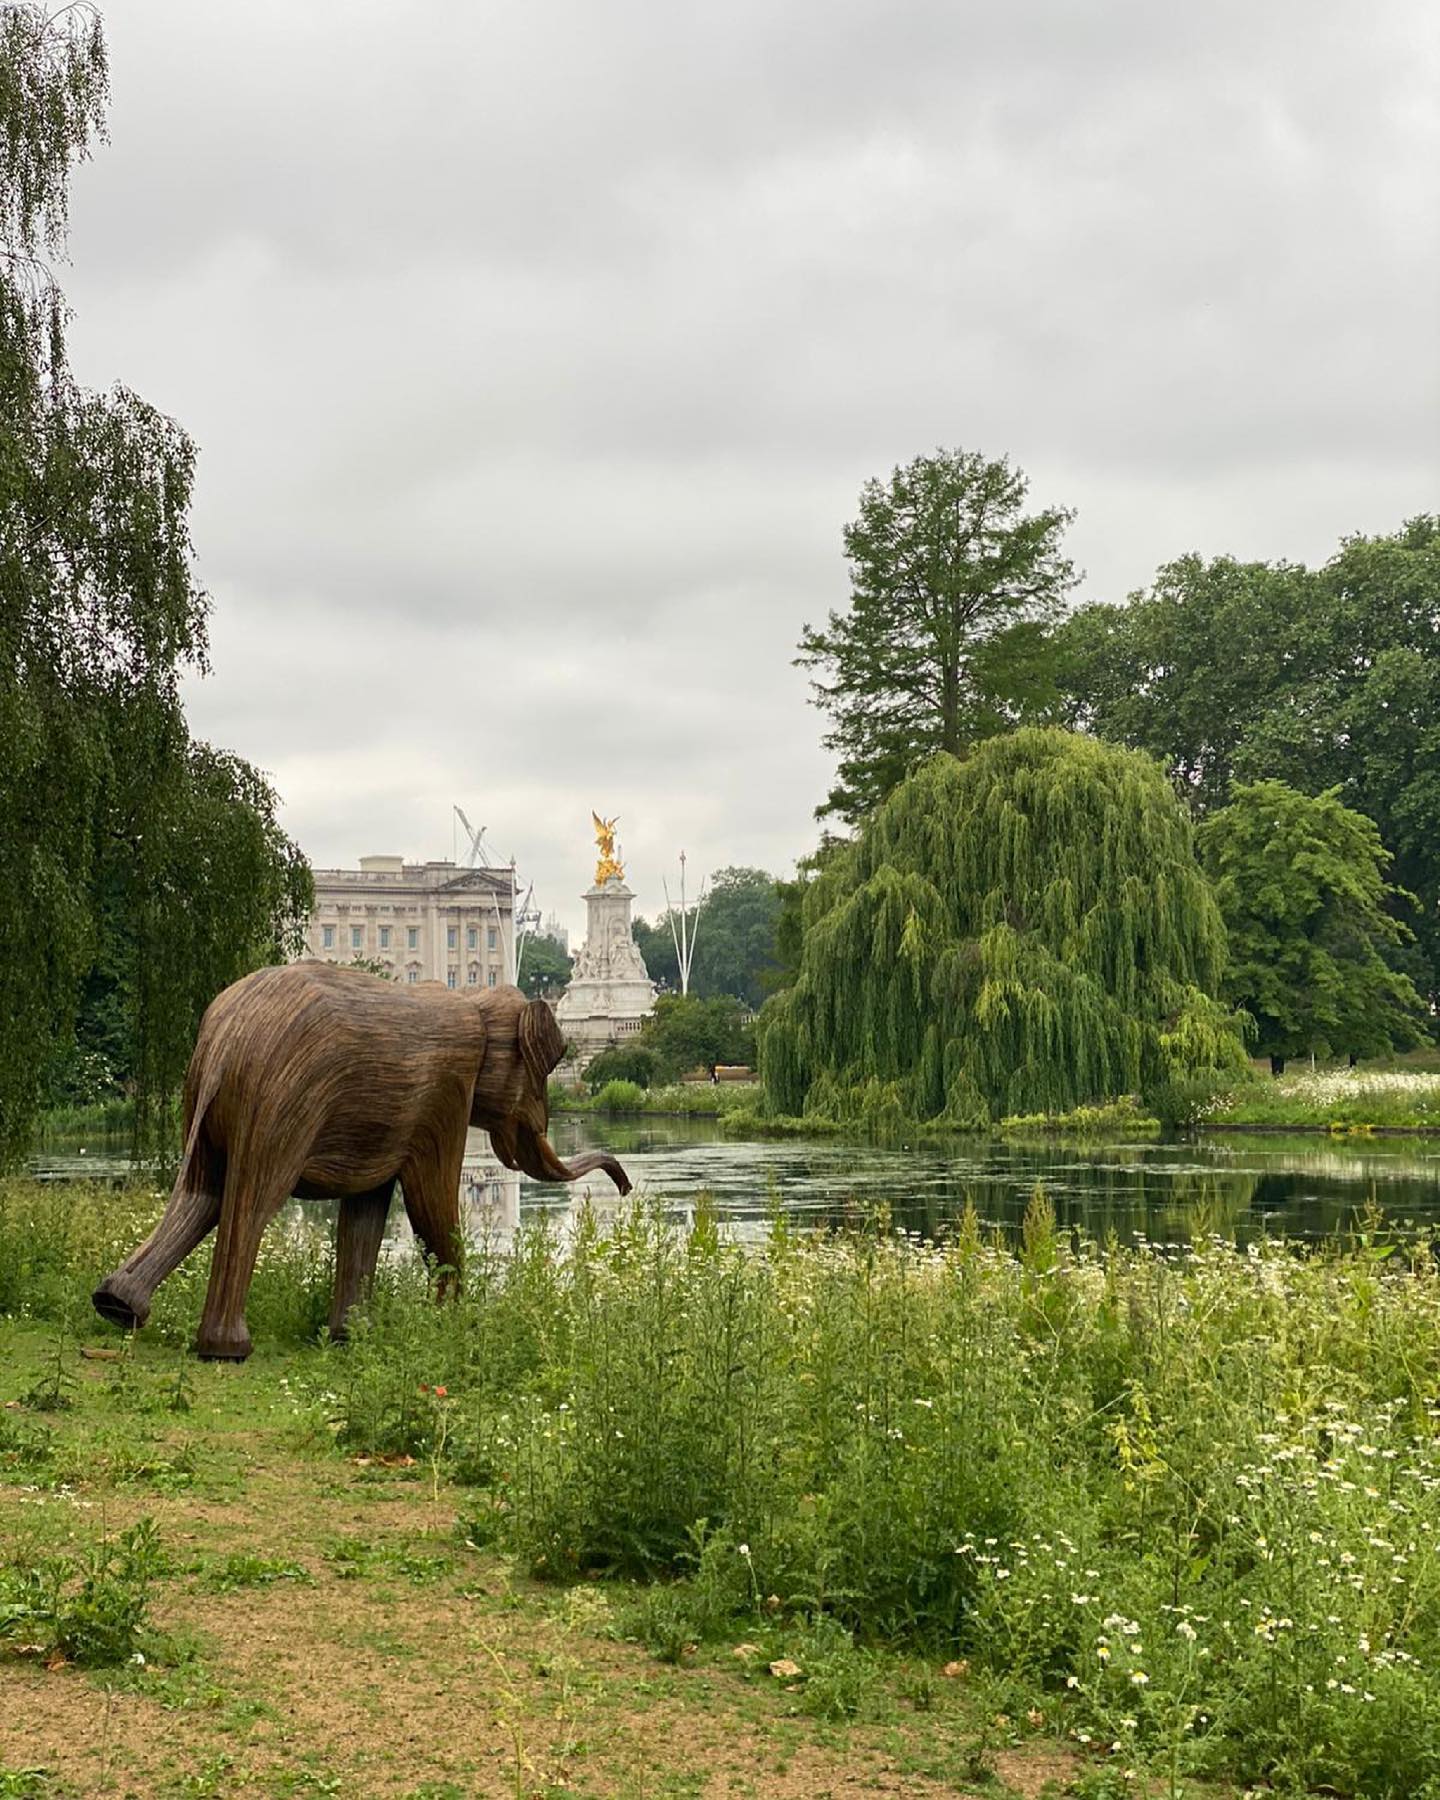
[92,963,629,1360]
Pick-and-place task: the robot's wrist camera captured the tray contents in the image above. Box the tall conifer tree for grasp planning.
[798,448,1077,824]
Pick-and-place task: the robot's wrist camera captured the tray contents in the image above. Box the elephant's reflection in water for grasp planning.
[457,1163,522,1253]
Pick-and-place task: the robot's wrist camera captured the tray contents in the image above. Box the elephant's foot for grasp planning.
[194,1319,253,1362]
[92,1271,152,1332]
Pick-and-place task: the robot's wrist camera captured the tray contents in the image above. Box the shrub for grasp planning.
[15,1176,1440,1794]
[583,1047,656,1092]
[999,1095,1161,1136]
[591,1079,647,1114]
[0,1179,334,1347]
[316,1196,1440,1792]
[786,1614,882,1721]
[622,1582,705,1664]
[1140,1067,1246,1129]
[1214,1067,1440,1130]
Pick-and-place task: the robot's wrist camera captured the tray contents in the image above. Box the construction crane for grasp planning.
[453,806,490,869]
[452,804,542,989]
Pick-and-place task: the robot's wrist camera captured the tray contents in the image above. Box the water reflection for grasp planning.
[29,1117,1440,1254]
[531,1116,1440,1247]
[456,1151,521,1251]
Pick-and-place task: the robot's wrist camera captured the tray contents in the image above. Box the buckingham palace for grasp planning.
[299,855,516,990]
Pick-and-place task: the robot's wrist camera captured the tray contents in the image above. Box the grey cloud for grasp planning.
[53,0,1440,937]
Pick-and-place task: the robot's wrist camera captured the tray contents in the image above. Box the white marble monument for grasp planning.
[554,814,657,1067]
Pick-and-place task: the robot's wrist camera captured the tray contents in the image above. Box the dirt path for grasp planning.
[1,1435,1083,1798]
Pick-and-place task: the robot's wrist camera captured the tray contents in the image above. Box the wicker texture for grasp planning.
[93,963,630,1359]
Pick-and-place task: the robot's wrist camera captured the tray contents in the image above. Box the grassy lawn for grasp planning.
[0,1325,1087,1799]
[1210,1067,1440,1130]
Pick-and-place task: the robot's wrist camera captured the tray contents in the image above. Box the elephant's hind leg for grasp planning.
[328,1183,394,1343]
[93,1132,225,1331]
[194,1151,299,1362]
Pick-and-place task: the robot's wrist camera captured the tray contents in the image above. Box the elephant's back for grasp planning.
[188,963,485,1127]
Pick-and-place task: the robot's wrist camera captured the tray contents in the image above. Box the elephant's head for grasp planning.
[470,988,631,1195]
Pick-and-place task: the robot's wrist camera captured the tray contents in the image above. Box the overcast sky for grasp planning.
[64,0,1440,938]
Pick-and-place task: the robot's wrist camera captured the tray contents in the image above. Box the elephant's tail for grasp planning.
[178,1062,224,1174]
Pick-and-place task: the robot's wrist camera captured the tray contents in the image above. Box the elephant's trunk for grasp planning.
[491,1121,632,1195]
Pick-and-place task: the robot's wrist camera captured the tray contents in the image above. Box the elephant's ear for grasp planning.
[519,998,566,1092]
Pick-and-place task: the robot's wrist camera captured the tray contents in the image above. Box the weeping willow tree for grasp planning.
[0,6,310,1161]
[760,729,1247,1124]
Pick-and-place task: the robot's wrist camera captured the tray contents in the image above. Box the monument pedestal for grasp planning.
[554,879,656,1068]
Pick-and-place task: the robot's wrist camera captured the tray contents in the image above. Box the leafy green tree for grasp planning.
[1304,520,1440,1001]
[798,448,1077,823]
[639,996,755,1084]
[1057,555,1316,809]
[0,7,310,1160]
[1059,520,1440,997]
[760,729,1246,1125]
[1198,782,1428,1073]
[689,866,782,1008]
[518,932,572,999]
[347,956,395,980]
[634,873,783,1006]
[582,1045,657,1092]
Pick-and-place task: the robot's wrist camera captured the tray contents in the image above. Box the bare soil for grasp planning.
[1,1442,1089,1798]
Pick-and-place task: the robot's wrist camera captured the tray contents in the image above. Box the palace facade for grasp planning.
[299,855,516,990]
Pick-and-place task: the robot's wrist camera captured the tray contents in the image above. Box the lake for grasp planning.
[33,1113,1440,1249]
[541,1114,1440,1244]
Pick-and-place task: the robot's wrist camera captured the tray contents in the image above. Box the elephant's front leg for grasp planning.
[328,1182,395,1341]
[399,1147,465,1295]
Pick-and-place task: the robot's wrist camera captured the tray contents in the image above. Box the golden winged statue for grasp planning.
[592,811,624,885]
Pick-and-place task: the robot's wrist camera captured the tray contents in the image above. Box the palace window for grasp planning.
[487,926,498,950]
[487,969,498,987]
[407,926,419,950]
[322,925,335,949]
[407,969,418,983]
[351,925,363,950]
[467,926,477,951]
[447,926,457,950]
[447,968,457,989]
[379,926,390,949]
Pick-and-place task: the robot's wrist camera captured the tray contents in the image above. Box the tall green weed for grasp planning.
[0,1180,334,1347]
[306,1199,1440,1793]
[0,1517,167,1667]
[13,1177,1440,1792]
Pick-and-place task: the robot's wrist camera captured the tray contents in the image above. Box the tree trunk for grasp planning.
[939,655,961,755]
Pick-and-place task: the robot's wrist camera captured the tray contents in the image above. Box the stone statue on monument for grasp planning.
[556,810,657,1067]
